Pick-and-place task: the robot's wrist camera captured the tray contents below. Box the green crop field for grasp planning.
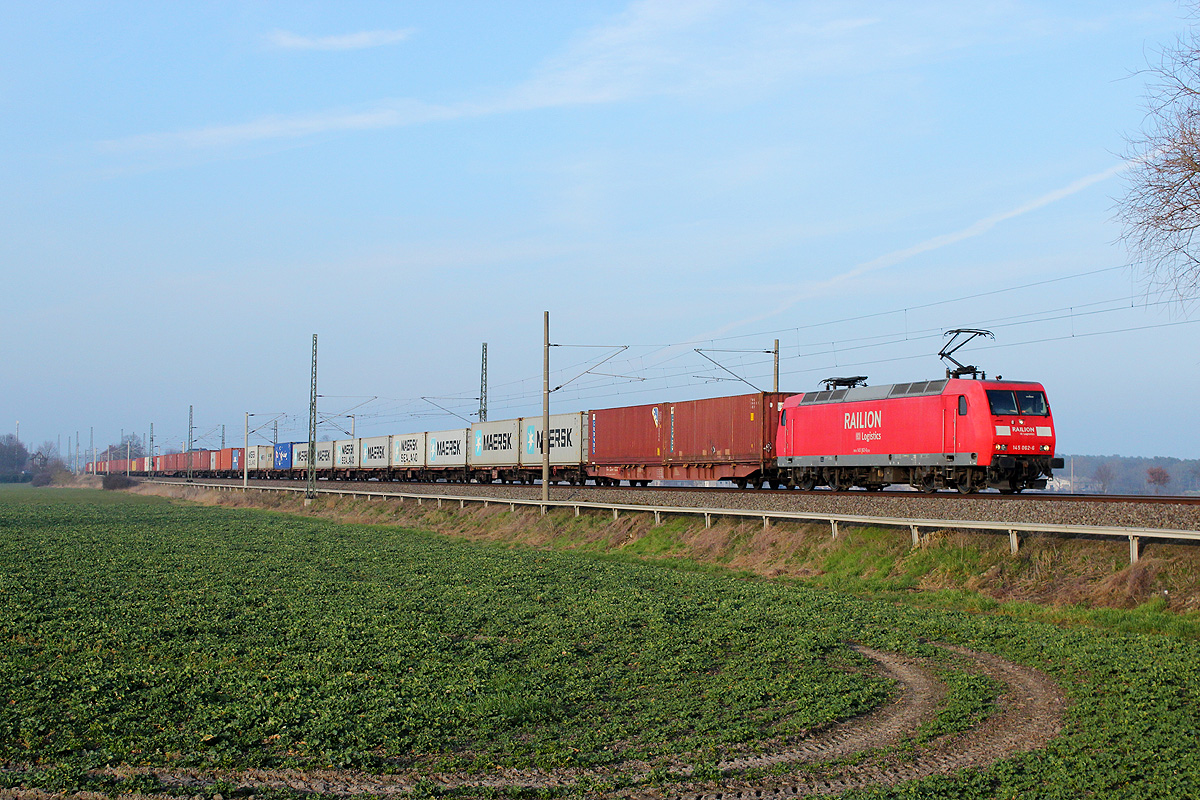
[1,486,1199,798]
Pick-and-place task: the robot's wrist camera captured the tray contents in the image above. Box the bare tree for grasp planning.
[99,433,145,461]
[29,441,60,473]
[1119,5,1200,299]
[1093,462,1116,494]
[1147,466,1172,495]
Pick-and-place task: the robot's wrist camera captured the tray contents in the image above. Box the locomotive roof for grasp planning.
[798,377,1039,406]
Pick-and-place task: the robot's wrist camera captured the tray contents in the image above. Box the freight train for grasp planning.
[89,375,1063,493]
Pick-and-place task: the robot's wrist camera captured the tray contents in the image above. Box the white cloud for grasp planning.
[267,28,414,51]
[101,1,1129,154]
[99,0,910,152]
[103,100,463,151]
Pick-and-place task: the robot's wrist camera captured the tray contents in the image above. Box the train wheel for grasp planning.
[955,476,975,494]
[919,473,938,493]
[799,475,816,491]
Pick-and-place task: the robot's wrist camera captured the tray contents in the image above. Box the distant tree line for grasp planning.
[0,432,160,485]
[0,435,30,482]
[1062,454,1200,495]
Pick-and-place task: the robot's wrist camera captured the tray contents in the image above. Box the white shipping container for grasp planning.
[392,433,425,467]
[315,441,335,468]
[517,412,587,467]
[292,443,309,468]
[246,445,273,470]
[426,429,469,468]
[360,436,390,468]
[470,419,521,467]
[334,439,358,468]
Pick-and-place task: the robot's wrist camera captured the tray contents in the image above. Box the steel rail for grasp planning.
[151,480,1198,565]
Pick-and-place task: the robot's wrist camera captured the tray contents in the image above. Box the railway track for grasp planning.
[154,476,1200,505]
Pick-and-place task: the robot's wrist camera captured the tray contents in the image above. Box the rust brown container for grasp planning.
[588,393,790,484]
[587,402,668,482]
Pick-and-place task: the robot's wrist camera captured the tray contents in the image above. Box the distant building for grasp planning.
[1045,475,1101,493]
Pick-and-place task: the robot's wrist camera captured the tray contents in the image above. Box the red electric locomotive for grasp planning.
[775,376,1064,493]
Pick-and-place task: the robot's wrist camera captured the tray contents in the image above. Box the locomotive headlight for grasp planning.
[1041,445,1050,451]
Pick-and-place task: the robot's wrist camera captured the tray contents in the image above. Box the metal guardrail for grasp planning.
[153,480,1200,565]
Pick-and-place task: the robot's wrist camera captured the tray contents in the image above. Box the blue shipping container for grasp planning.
[274,442,294,470]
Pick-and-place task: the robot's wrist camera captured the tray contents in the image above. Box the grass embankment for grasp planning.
[3,486,1200,798]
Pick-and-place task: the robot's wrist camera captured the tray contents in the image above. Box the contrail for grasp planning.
[712,159,1135,338]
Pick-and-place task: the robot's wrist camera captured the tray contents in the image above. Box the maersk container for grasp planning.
[274,443,293,470]
[392,433,425,468]
[292,443,309,469]
[469,419,521,467]
[359,436,390,469]
[334,439,358,469]
[315,441,335,469]
[517,412,587,467]
[425,429,469,468]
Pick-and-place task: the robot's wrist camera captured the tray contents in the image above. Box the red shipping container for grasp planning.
[214,448,244,472]
[589,403,666,462]
[665,393,788,464]
[179,451,206,473]
[589,393,789,484]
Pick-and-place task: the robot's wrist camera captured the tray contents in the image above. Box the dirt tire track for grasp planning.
[13,644,1063,799]
[674,644,1067,799]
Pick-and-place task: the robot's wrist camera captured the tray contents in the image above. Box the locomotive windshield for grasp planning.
[987,389,1049,416]
[1015,390,1049,416]
[986,390,1019,416]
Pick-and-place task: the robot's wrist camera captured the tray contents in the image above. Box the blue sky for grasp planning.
[3,1,1197,460]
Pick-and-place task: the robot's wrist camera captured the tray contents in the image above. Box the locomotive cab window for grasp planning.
[957,396,967,416]
[780,409,787,427]
[986,390,1020,416]
[1015,390,1050,416]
